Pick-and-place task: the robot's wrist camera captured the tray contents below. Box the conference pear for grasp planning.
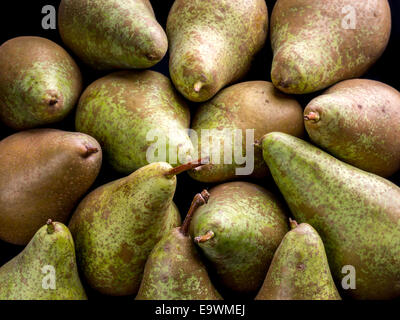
[0,36,82,130]
[190,182,289,295]
[270,0,391,94]
[0,220,87,300]
[69,158,206,296]
[136,190,222,300]
[0,129,102,245]
[304,79,400,177]
[256,220,341,300]
[58,0,167,70]
[167,0,268,102]
[189,81,304,183]
[75,70,194,174]
[261,132,400,300]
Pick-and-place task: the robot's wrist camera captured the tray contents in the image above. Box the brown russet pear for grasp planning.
[0,129,102,245]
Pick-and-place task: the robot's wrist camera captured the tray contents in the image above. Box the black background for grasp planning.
[0,0,399,304]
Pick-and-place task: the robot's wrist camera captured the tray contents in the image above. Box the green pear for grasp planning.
[190,182,289,295]
[261,132,400,300]
[136,190,222,300]
[0,220,87,300]
[256,220,341,300]
[58,0,168,70]
[271,0,391,94]
[167,0,268,102]
[0,129,102,245]
[69,159,205,296]
[75,70,194,174]
[304,79,400,177]
[0,36,82,130]
[189,81,304,183]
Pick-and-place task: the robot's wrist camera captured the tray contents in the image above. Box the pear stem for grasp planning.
[304,111,320,122]
[289,218,299,230]
[180,190,210,236]
[46,219,55,234]
[194,81,204,93]
[165,157,210,178]
[194,230,215,244]
[84,145,99,157]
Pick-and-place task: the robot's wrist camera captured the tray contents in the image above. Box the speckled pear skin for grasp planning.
[136,228,222,300]
[0,37,82,130]
[75,70,193,174]
[0,129,102,245]
[190,182,289,294]
[305,79,400,177]
[68,162,181,296]
[58,0,167,70]
[0,222,87,300]
[256,223,341,300]
[189,81,304,183]
[271,0,391,94]
[167,0,268,102]
[261,132,400,300]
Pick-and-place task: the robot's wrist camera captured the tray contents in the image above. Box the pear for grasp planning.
[167,0,268,102]
[58,0,167,70]
[0,36,82,130]
[136,190,222,300]
[261,132,400,300]
[0,129,102,245]
[75,70,194,174]
[69,158,207,296]
[256,220,341,300]
[304,79,400,177]
[189,81,304,183]
[270,0,391,94]
[190,182,289,295]
[0,220,87,300]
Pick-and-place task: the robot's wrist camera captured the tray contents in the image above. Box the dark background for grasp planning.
[0,0,399,301]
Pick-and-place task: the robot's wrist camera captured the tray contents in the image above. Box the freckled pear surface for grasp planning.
[0,36,82,130]
[0,129,102,245]
[75,70,193,174]
[189,81,304,183]
[190,182,289,294]
[256,223,341,300]
[0,222,87,300]
[58,0,168,70]
[167,0,268,102]
[261,132,400,300]
[68,162,181,296]
[271,0,391,94]
[305,79,400,177]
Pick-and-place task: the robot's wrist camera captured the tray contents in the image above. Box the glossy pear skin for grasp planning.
[262,132,400,300]
[58,0,168,70]
[271,0,391,94]
[167,0,268,102]
[190,182,289,294]
[0,222,87,300]
[136,228,222,300]
[305,79,400,177]
[189,81,304,183]
[0,37,82,130]
[69,162,181,296]
[256,223,341,300]
[76,70,193,174]
[0,129,102,245]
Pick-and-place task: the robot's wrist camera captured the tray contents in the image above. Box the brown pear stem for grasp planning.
[253,140,262,148]
[46,219,55,234]
[180,190,210,236]
[84,145,99,157]
[165,157,210,178]
[289,218,299,230]
[194,81,204,93]
[194,230,215,244]
[304,111,320,122]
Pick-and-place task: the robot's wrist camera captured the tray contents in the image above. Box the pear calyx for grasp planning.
[46,219,55,234]
[304,111,320,123]
[289,218,299,230]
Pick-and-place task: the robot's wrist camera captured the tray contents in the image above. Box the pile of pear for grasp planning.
[0,0,399,301]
